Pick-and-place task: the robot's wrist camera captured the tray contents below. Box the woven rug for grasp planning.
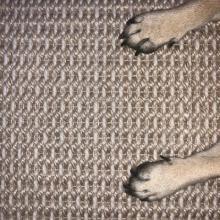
[1,0,220,219]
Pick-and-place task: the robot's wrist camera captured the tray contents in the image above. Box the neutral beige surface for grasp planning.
[0,0,220,219]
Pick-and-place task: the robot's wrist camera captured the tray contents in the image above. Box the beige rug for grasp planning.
[1,0,220,219]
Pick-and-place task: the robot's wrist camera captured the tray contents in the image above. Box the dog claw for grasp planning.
[130,167,137,176]
[126,15,144,25]
[139,197,150,202]
[135,50,141,56]
[126,17,137,25]
[119,32,126,39]
[167,38,177,48]
[160,155,173,165]
[121,41,127,47]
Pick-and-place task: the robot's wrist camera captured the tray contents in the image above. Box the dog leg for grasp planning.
[124,142,220,201]
[120,0,220,54]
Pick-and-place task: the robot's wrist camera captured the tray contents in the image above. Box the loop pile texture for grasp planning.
[0,0,220,219]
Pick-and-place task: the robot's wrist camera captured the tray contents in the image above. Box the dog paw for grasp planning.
[123,156,189,201]
[119,8,188,55]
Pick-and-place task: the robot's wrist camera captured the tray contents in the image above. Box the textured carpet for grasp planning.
[1,0,220,219]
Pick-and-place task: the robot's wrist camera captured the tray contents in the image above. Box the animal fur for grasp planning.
[120,0,220,201]
[120,0,220,55]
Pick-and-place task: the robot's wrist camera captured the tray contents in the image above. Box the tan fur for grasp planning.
[122,0,220,201]
[134,144,220,201]
[120,0,220,54]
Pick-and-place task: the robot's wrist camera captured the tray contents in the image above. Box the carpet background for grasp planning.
[1,0,220,219]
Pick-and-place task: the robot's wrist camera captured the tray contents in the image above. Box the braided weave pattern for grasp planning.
[1,0,220,219]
